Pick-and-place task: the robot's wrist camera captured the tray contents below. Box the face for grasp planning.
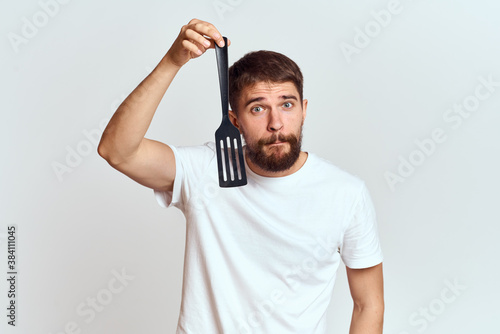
[229,81,308,175]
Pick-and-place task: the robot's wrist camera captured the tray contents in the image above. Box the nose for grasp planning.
[267,108,283,132]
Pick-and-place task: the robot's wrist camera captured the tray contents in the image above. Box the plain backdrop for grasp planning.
[1,0,499,333]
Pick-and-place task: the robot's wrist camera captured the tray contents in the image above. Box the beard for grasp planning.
[243,128,303,173]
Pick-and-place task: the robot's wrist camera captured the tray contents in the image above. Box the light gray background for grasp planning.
[2,0,499,333]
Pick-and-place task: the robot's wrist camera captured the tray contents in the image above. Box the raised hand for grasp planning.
[163,18,230,68]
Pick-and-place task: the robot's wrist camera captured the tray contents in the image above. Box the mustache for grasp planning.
[258,133,298,146]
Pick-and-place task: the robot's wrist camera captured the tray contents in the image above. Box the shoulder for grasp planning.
[174,141,217,163]
[171,142,218,180]
[306,153,365,190]
[176,141,216,154]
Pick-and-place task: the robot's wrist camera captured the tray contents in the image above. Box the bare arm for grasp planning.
[346,263,384,334]
[98,19,227,191]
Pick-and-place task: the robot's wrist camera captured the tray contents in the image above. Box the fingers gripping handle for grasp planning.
[215,37,229,118]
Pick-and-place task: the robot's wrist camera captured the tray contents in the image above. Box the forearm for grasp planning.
[98,56,180,164]
[349,304,384,334]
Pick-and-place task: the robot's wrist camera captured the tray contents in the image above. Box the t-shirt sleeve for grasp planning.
[340,183,383,269]
[154,145,184,209]
[153,142,217,211]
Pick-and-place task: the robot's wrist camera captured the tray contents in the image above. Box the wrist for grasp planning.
[149,55,182,84]
[159,53,184,71]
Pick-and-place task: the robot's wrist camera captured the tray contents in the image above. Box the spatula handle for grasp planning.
[215,37,229,118]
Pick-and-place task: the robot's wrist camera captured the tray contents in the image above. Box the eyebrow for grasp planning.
[244,95,298,107]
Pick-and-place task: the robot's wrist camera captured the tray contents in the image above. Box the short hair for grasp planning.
[229,50,303,114]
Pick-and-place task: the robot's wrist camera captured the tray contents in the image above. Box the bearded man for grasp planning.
[98,18,384,334]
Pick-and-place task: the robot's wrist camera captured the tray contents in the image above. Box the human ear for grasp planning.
[228,109,240,129]
[302,99,308,122]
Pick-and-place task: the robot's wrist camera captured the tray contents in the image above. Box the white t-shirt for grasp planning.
[155,142,383,334]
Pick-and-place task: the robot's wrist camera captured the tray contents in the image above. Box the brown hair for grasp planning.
[228,50,303,114]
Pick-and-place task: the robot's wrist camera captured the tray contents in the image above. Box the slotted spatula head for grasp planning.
[215,37,247,187]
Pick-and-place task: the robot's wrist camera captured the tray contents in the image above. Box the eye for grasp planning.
[252,106,264,113]
[283,102,293,109]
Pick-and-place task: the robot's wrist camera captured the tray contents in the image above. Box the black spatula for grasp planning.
[214,36,247,187]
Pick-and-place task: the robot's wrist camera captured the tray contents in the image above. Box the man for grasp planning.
[98,19,384,334]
